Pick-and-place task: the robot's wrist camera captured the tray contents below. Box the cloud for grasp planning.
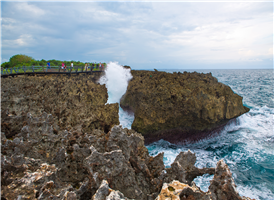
[1,1,273,69]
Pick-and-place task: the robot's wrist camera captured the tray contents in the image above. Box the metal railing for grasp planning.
[1,65,105,76]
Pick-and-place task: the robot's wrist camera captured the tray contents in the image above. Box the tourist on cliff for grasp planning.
[85,63,88,71]
[99,62,102,70]
[61,62,64,70]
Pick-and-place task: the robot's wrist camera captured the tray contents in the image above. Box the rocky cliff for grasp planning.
[1,74,119,136]
[120,70,249,144]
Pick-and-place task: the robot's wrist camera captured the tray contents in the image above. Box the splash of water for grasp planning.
[98,62,134,129]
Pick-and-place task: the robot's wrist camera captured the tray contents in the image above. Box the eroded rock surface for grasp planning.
[1,74,119,135]
[156,160,254,200]
[1,108,251,199]
[120,70,249,144]
[1,73,253,200]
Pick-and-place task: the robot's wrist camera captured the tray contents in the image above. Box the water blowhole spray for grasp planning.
[98,62,134,129]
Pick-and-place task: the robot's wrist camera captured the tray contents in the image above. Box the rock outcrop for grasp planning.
[120,70,250,144]
[1,74,119,135]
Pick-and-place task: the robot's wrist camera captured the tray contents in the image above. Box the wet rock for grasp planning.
[120,70,250,144]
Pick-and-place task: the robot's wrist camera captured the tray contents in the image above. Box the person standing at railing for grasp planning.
[99,62,102,71]
[62,62,65,70]
[47,62,51,69]
[85,63,88,71]
[70,62,73,71]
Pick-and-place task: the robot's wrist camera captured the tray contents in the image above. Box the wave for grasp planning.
[147,106,274,199]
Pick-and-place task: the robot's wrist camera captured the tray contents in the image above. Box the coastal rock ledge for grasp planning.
[120,70,250,144]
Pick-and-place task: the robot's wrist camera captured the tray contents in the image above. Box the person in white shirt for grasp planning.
[71,62,73,71]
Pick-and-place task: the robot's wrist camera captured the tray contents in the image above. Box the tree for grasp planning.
[1,62,10,68]
[9,54,34,67]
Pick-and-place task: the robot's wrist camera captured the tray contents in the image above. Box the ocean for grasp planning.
[100,65,274,200]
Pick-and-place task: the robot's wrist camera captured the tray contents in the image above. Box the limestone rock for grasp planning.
[1,110,165,200]
[1,74,119,134]
[92,180,112,200]
[156,160,255,200]
[1,73,253,200]
[156,180,207,200]
[208,159,243,200]
[165,150,215,185]
[120,70,249,144]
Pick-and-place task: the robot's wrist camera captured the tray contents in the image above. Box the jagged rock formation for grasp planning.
[1,74,119,135]
[120,70,250,144]
[1,109,252,199]
[156,160,254,200]
[1,73,253,200]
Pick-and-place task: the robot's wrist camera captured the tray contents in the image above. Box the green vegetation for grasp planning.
[9,54,35,67]
[1,54,106,69]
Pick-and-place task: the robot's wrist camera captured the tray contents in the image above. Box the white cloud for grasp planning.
[15,2,45,17]
[1,1,272,68]
[3,34,36,47]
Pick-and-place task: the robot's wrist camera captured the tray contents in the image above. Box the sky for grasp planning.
[1,1,273,69]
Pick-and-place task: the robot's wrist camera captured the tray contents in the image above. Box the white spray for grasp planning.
[98,62,134,128]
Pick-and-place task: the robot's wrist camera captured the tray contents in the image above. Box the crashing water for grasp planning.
[98,62,134,129]
[100,67,274,200]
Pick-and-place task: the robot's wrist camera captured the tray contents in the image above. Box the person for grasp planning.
[64,64,67,72]
[70,62,73,71]
[101,63,104,71]
[61,62,64,69]
[85,63,87,71]
[47,62,50,69]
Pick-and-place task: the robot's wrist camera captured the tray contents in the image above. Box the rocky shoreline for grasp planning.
[1,73,253,199]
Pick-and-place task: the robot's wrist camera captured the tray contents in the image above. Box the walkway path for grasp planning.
[1,66,104,78]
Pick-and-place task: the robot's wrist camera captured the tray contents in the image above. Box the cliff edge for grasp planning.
[120,70,249,144]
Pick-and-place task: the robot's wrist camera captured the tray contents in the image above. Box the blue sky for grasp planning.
[1,1,273,69]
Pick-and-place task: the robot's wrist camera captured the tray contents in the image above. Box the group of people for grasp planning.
[47,61,106,72]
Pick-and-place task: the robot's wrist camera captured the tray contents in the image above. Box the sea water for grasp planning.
[100,66,274,200]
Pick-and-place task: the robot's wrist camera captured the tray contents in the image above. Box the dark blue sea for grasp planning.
[100,66,274,200]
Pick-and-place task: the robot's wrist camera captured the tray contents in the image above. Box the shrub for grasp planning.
[1,62,10,68]
[9,54,34,67]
